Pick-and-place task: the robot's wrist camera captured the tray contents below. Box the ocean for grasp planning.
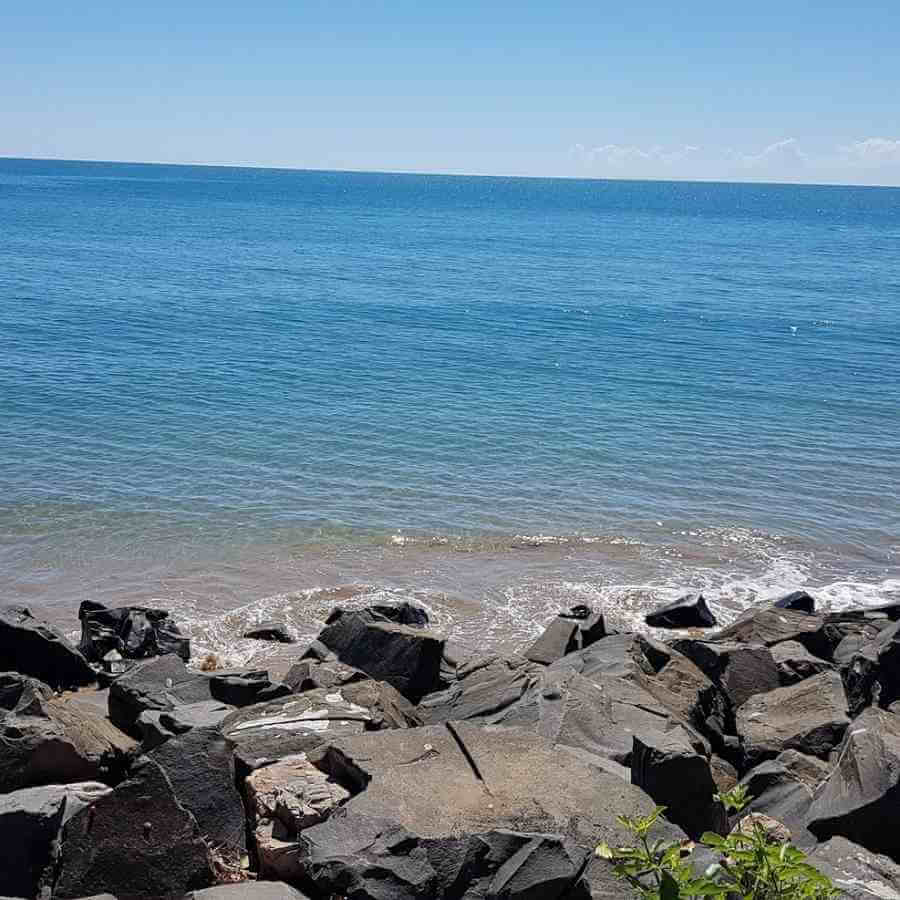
[1,157,898,669]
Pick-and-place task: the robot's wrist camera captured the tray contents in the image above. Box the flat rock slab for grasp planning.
[711,607,830,658]
[0,604,95,689]
[188,886,311,899]
[736,670,850,766]
[55,758,214,900]
[523,609,605,665]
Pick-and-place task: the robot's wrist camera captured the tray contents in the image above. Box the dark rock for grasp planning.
[771,640,834,686]
[207,669,292,707]
[486,662,708,766]
[840,621,900,717]
[645,593,717,629]
[188,886,311,899]
[150,726,246,854]
[0,670,52,714]
[670,639,779,710]
[55,757,215,899]
[304,604,444,702]
[737,750,831,849]
[711,607,830,659]
[1,684,136,792]
[221,680,420,776]
[0,604,95,689]
[549,633,729,741]
[524,608,605,665]
[78,600,190,663]
[298,722,683,899]
[807,837,900,899]
[808,707,900,858]
[632,730,727,838]
[736,670,850,766]
[709,754,739,793]
[138,699,234,750]
[0,782,111,900]
[418,654,539,725]
[108,654,214,736]
[242,623,295,644]
[283,658,368,694]
[773,590,816,614]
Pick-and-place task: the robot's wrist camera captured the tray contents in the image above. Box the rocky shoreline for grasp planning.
[3,590,900,899]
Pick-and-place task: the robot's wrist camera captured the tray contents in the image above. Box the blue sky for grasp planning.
[4,1,899,184]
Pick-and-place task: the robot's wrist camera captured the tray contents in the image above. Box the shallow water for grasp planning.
[1,159,898,663]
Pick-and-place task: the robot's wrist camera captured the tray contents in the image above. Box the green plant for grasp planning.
[596,786,838,899]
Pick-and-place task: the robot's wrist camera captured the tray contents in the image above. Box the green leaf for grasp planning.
[659,870,680,900]
[699,832,727,848]
[595,842,614,860]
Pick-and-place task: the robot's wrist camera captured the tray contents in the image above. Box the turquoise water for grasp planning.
[1,158,898,658]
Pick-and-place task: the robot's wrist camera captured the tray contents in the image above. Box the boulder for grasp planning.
[645,593,717,629]
[242,623,295,644]
[418,654,539,725]
[245,754,350,881]
[78,600,190,663]
[207,670,292,707]
[485,662,708,766]
[737,750,831,849]
[0,782,111,900]
[669,639,779,710]
[523,607,605,665]
[711,607,830,658]
[1,683,136,792]
[108,654,214,735]
[0,604,95,689]
[296,722,683,898]
[736,670,850,766]
[54,757,215,899]
[808,707,900,857]
[138,699,234,750]
[840,621,900,717]
[773,590,816,614]
[221,680,420,776]
[807,837,900,899]
[188,886,311,899]
[631,730,727,838]
[282,658,368,694]
[303,604,444,702]
[150,726,246,854]
[0,670,51,714]
[771,640,834,686]
[548,633,729,740]
[709,754,739,794]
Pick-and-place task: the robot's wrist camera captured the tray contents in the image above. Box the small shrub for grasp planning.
[596,786,838,899]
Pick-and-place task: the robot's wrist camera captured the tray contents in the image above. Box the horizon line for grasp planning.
[2,154,899,191]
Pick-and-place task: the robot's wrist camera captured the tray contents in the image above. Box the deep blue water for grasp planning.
[1,158,898,651]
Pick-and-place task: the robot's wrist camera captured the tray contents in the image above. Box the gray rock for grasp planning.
[150,726,246,854]
[138,699,234,750]
[840,621,900,717]
[242,623,295,644]
[418,654,539,725]
[670,639,779,709]
[1,684,136,792]
[78,600,190,663]
[807,837,900,899]
[0,605,95,689]
[645,593,717,629]
[304,604,444,702]
[773,590,816,614]
[736,670,850,766]
[108,654,214,736]
[282,658,368,693]
[188,886,310,899]
[771,640,834,686]
[523,607,605,665]
[297,722,683,898]
[54,757,215,899]
[632,730,727,838]
[206,670,292,707]
[0,782,111,900]
[808,707,900,858]
[711,607,830,658]
[222,680,420,776]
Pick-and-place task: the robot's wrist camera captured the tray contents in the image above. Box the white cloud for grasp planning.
[737,138,807,171]
[570,142,701,172]
[838,138,900,166]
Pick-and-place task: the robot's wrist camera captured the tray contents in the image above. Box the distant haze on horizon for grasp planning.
[4,1,900,186]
